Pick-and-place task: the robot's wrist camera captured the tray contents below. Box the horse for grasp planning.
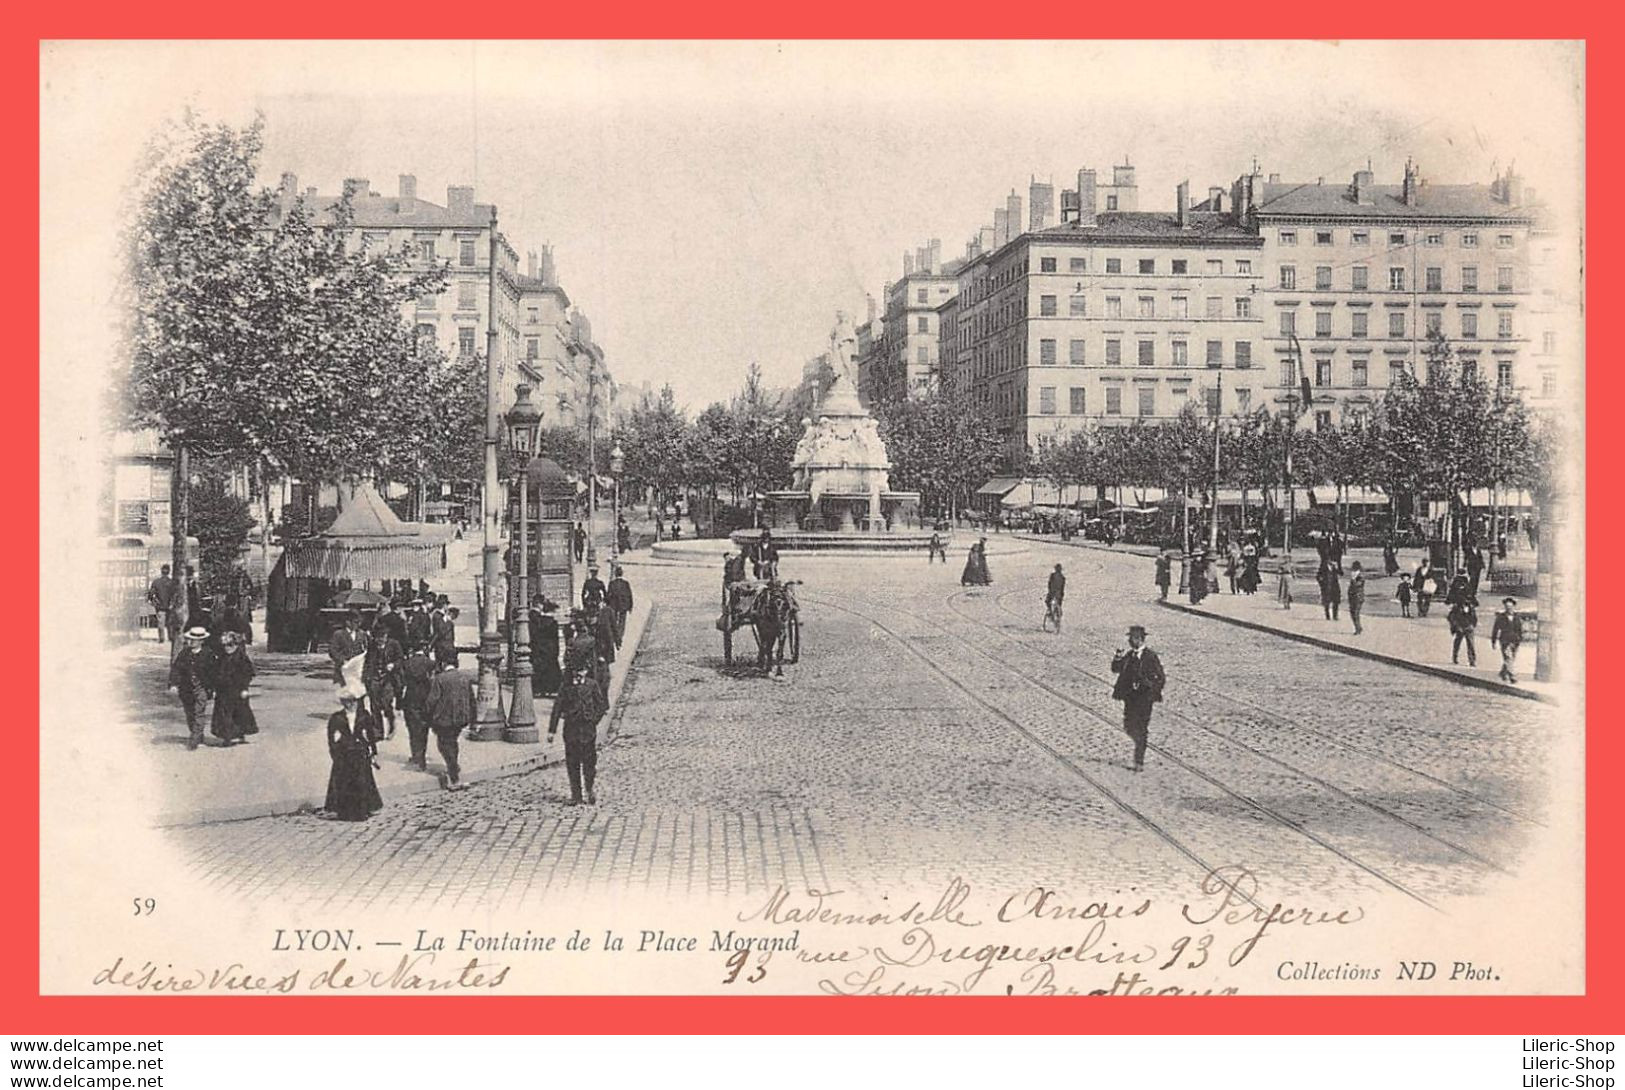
[752,580,799,677]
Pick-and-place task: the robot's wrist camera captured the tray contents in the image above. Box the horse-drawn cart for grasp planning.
[717,578,801,673]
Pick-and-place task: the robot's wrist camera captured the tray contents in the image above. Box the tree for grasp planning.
[614,383,689,508]
[873,382,1004,517]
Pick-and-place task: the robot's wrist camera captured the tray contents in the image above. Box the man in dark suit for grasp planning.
[581,564,607,613]
[328,608,369,685]
[431,599,459,668]
[147,564,180,647]
[424,659,476,789]
[548,663,608,805]
[405,598,432,653]
[606,565,634,650]
[1110,624,1165,773]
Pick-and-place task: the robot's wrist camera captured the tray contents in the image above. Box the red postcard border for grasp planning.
[8,13,1616,1035]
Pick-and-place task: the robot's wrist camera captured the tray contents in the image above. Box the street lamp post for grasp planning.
[610,442,625,564]
[471,209,507,742]
[1178,452,1192,594]
[503,384,543,744]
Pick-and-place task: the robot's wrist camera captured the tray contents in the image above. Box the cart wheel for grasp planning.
[788,615,801,663]
[723,624,733,665]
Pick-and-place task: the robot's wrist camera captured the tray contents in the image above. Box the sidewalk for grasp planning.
[1159,586,1560,704]
[126,596,654,827]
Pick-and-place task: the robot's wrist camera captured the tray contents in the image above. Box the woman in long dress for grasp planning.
[1240,541,1261,595]
[210,630,259,744]
[530,598,563,698]
[324,691,382,821]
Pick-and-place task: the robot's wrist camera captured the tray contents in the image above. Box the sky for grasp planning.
[45,40,1584,414]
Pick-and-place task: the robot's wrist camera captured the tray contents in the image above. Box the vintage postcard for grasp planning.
[40,39,1586,997]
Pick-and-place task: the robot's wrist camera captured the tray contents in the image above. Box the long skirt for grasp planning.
[325,745,382,821]
[533,638,562,697]
[210,692,258,742]
[1240,559,1261,594]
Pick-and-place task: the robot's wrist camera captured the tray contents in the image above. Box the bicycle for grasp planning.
[1042,596,1064,633]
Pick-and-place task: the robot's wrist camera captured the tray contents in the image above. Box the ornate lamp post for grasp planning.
[610,442,625,564]
[1177,451,1192,594]
[503,384,542,744]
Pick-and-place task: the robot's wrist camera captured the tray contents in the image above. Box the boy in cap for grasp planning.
[1490,597,1525,684]
[1110,624,1165,772]
[167,626,218,750]
[548,662,608,805]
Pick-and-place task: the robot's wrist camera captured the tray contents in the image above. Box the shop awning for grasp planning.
[975,476,1024,498]
[283,540,448,580]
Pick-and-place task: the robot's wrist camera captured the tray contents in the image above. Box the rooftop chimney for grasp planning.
[904,250,916,275]
[447,185,476,217]
[540,243,557,286]
[1268,173,1281,184]
[1352,168,1375,205]
[978,225,995,253]
[928,238,942,274]
[993,208,1010,248]
[867,293,878,324]
[1208,186,1226,214]
[341,177,370,200]
[1504,167,1525,206]
[305,186,318,200]
[1029,179,1055,230]
[398,174,417,203]
[527,250,538,278]
[1113,162,1136,187]
[1006,191,1024,240]
[1059,188,1080,224]
[1402,159,1420,207]
[279,172,298,195]
[1077,169,1098,227]
[1177,180,1190,228]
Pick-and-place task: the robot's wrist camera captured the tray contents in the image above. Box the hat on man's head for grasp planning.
[1127,625,1148,638]
[541,598,558,613]
[336,686,359,705]
[589,562,600,571]
[183,626,210,641]
[1503,596,1519,607]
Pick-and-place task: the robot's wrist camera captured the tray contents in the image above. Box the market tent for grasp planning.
[283,482,450,581]
[975,477,1023,500]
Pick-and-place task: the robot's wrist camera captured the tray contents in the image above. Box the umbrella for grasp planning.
[328,587,389,609]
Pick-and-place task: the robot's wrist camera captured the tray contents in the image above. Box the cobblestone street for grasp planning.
[169,540,1566,913]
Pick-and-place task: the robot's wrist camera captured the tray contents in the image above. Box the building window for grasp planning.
[917,346,930,366]
[1070,295,1087,317]
[1425,267,1442,292]
[1351,312,1368,338]
[1389,360,1407,386]
[1205,387,1221,417]
[420,239,437,261]
[1497,233,1515,248]
[1543,331,1557,354]
[1316,230,1333,245]
[1315,358,1332,386]
[1172,259,1188,274]
[1279,265,1296,289]
[415,323,436,351]
[458,327,476,357]
[1462,266,1478,292]
[1138,340,1155,366]
[1171,340,1189,367]
[1235,297,1251,318]
[1070,387,1086,414]
[916,315,930,332]
[1280,310,1296,336]
[1461,358,1478,384]
[1236,259,1251,274]
[1388,267,1405,291]
[1497,266,1514,292]
[1280,357,1296,386]
[1106,194,1119,211]
[1388,311,1406,338]
[1235,341,1252,368]
[1315,311,1332,338]
[459,238,476,266]
[1069,339,1087,365]
[1138,386,1155,417]
[1138,296,1155,318]
[1205,340,1223,368]
[457,282,478,310]
[1542,372,1557,397]
[1498,359,1514,388]
[1105,387,1122,414]
[1498,312,1514,338]
[1352,231,1370,245]
[1352,358,1369,387]
[1205,296,1222,318]
[1352,266,1369,291]
[1390,232,1407,245]
[526,306,540,324]
[1040,386,1056,414]
[1138,259,1155,274]
[1106,339,1122,365]
[1105,258,1122,274]
[418,291,438,310]
[1462,312,1478,339]
[1236,388,1251,411]
[1312,266,1330,290]
[917,288,929,303]
[1279,230,1297,245]
[1426,232,1444,246]
[1315,410,1332,432]
[1040,257,1057,272]
[1069,257,1087,272]
[1171,296,1189,319]
[525,336,540,360]
[1040,339,1057,365]
[1462,232,1478,248]
[1426,311,1442,336]
[1105,296,1122,318]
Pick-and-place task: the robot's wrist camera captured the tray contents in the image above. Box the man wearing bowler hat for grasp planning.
[1490,597,1525,685]
[1110,624,1165,772]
